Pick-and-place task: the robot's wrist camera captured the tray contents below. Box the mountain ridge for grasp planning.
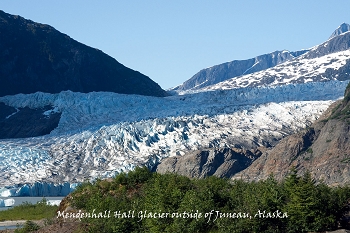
[170,49,309,93]
[0,10,167,97]
[172,23,350,94]
[329,22,350,39]
[198,36,350,92]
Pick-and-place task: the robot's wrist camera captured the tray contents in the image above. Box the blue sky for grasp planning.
[1,1,350,89]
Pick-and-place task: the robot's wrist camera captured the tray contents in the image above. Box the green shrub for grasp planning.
[69,167,350,233]
[0,198,58,221]
[14,220,40,233]
[306,147,313,153]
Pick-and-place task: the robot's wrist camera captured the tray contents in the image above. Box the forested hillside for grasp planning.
[59,167,350,233]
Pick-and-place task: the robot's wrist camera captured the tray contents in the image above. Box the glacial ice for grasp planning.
[0,198,15,207]
[0,183,78,197]
[0,80,349,195]
[47,199,61,206]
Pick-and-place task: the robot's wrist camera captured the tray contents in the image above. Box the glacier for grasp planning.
[0,80,349,196]
[0,183,78,197]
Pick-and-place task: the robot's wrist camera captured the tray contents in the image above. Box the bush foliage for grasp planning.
[0,198,57,221]
[70,167,350,233]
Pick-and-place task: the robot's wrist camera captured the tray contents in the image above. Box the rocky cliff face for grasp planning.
[0,10,167,97]
[303,30,350,59]
[232,83,350,185]
[156,147,262,178]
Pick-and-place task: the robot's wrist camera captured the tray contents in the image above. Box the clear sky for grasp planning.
[1,1,350,89]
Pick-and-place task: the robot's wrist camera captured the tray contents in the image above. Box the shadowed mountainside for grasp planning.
[0,10,167,97]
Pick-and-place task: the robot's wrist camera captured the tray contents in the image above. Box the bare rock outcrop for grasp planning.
[156,147,261,178]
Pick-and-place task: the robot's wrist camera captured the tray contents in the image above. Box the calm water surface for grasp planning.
[0,196,64,211]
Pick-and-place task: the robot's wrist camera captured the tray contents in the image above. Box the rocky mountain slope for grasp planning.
[329,23,350,39]
[0,103,61,139]
[232,82,350,185]
[0,10,167,97]
[170,49,308,93]
[198,32,350,92]
[173,23,350,94]
[156,147,262,178]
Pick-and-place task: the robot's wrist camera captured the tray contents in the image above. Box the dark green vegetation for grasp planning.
[70,167,350,233]
[0,10,167,97]
[0,198,57,221]
[330,82,350,122]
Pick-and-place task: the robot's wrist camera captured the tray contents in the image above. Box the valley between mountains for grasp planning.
[1,10,350,196]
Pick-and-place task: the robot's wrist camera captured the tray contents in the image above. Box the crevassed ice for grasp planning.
[0,80,348,188]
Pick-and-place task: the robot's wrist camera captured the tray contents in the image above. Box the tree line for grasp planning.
[69,167,350,233]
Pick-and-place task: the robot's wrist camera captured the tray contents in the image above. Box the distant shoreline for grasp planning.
[0,220,43,229]
[0,220,26,227]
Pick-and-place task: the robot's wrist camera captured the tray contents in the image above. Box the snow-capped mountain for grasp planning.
[172,29,350,94]
[199,48,350,92]
[172,23,350,95]
[170,49,308,93]
[1,23,350,196]
[329,23,350,39]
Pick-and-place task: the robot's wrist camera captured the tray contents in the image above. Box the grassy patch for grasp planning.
[330,104,350,121]
[0,198,58,221]
[306,147,313,154]
[330,103,342,118]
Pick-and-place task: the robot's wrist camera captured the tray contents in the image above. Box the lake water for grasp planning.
[0,224,24,230]
[0,197,64,230]
[0,196,64,211]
